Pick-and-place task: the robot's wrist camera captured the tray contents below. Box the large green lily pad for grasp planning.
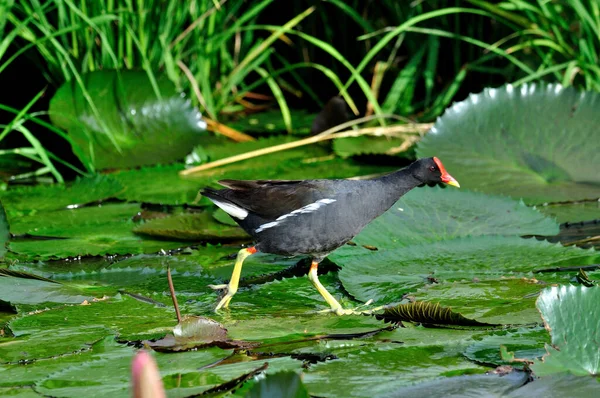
[49,70,207,170]
[344,186,559,249]
[7,203,190,260]
[464,327,549,367]
[335,236,597,305]
[133,211,249,241]
[331,186,596,305]
[0,175,124,226]
[531,285,600,376]
[303,343,486,397]
[536,201,599,223]
[9,294,177,342]
[0,272,94,305]
[417,83,600,205]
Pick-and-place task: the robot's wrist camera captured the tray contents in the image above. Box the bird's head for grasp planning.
[411,157,460,188]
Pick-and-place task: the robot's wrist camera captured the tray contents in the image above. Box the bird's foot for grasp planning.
[208,283,236,311]
[320,300,385,316]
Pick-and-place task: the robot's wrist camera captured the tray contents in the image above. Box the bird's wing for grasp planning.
[204,179,331,220]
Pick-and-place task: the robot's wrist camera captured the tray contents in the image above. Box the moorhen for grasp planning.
[202,157,459,315]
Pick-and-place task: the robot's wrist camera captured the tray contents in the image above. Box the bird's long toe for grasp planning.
[208,283,228,290]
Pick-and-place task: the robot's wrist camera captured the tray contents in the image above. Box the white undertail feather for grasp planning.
[255,198,336,233]
[212,200,248,220]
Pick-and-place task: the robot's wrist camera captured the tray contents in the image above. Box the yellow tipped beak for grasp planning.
[442,174,460,188]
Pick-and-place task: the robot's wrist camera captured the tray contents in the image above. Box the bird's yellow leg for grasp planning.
[308,261,353,316]
[308,261,385,316]
[208,247,256,311]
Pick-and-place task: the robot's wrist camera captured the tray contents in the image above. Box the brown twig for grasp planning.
[179,120,433,176]
[167,266,182,324]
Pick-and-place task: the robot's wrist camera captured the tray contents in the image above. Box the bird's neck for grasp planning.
[375,167,421,205]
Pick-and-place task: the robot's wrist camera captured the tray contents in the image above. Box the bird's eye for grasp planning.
[429,166,436,172]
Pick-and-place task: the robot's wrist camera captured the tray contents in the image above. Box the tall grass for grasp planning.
[4,0,376,129]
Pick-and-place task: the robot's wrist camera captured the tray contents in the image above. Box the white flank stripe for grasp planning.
[212,200,248,220]
[255,198,336,233]
[254,221,279,233]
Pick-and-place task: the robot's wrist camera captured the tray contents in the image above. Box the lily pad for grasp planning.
[35,337,300,398]
[146,316,251,352]
[536,201,600,223]
[410,278,555,325]
[417,83,600,204]
[388,370,529,398]
[8,294,177,342]
[0,175,124,226]
[343,186,559,249]
[0,271,94,305]
[331,186,595,305]
[7,203,190,260]
[334,236,598,305]
[464,327,549,367]
[531,285,600,376]
[133,211,249,241]
[303,343,486,397]
[0,326,109,364]
[49,70,207,170]
[333,135,414,158]
[509,373,600,396]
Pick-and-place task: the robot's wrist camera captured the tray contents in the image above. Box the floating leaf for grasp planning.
[334,236,598,305]
[7,203,189,260]
[111,164,206,205]
[375,301,497,327]
[531,285,600,376]
[342,186,559,250]
[133,211,249,241]
[464,327,549,367]
[9,295,175,342]
[330,186,595,305]
[411,278,553,325]
[0,326,109,364]
[146,316,252,352]
[389,370,529,398]
[0,175,124,226]
[0,271,94,305]
[303,343,486,397]
[33,337,299,398]
[246,371,309,398]
[417,83,600,204]
[49,70,207,170]
[508,373,600,396]
[333,135,413,158]
[536,201,600,223]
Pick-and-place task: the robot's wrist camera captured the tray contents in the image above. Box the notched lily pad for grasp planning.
[145,316,254,352]
[49,70,207,170]
[417,83,600,205]
[133,211,249,241]
[375,301,498,328]
[531,285,600,376]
